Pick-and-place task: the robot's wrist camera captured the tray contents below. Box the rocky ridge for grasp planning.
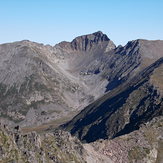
[0,115,162,163]
[0,122,113,163]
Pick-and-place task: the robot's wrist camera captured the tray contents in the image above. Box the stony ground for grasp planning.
[0,116,162,163]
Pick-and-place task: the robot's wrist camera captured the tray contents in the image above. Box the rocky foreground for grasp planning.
[0,116,162,163]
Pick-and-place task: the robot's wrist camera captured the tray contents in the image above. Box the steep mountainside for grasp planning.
[64,58,163,143]
[0,31,163,130]
[0,41,92,127]
[0,32,115,127]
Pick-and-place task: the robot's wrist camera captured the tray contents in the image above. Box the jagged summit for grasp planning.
[57,31,116,51]
[92,30,104,35]
[71,31,113,51]
[72,31,110,42]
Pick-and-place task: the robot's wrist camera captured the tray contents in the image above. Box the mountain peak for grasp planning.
[70,31,115,51]
[56,31,116,52]
[93,30,103,34]
[91,31,108,39]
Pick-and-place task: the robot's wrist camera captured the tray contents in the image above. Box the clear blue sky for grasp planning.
[0,0,163,46]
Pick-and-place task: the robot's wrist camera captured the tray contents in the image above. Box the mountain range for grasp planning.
[0,31,162,163]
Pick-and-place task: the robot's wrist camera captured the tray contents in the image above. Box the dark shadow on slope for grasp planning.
[105,77,123,91]
[63,58,163,143]
[114,89,163,138]
[69,79,148,142]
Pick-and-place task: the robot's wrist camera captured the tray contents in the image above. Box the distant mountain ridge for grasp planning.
[0,31,162,131]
